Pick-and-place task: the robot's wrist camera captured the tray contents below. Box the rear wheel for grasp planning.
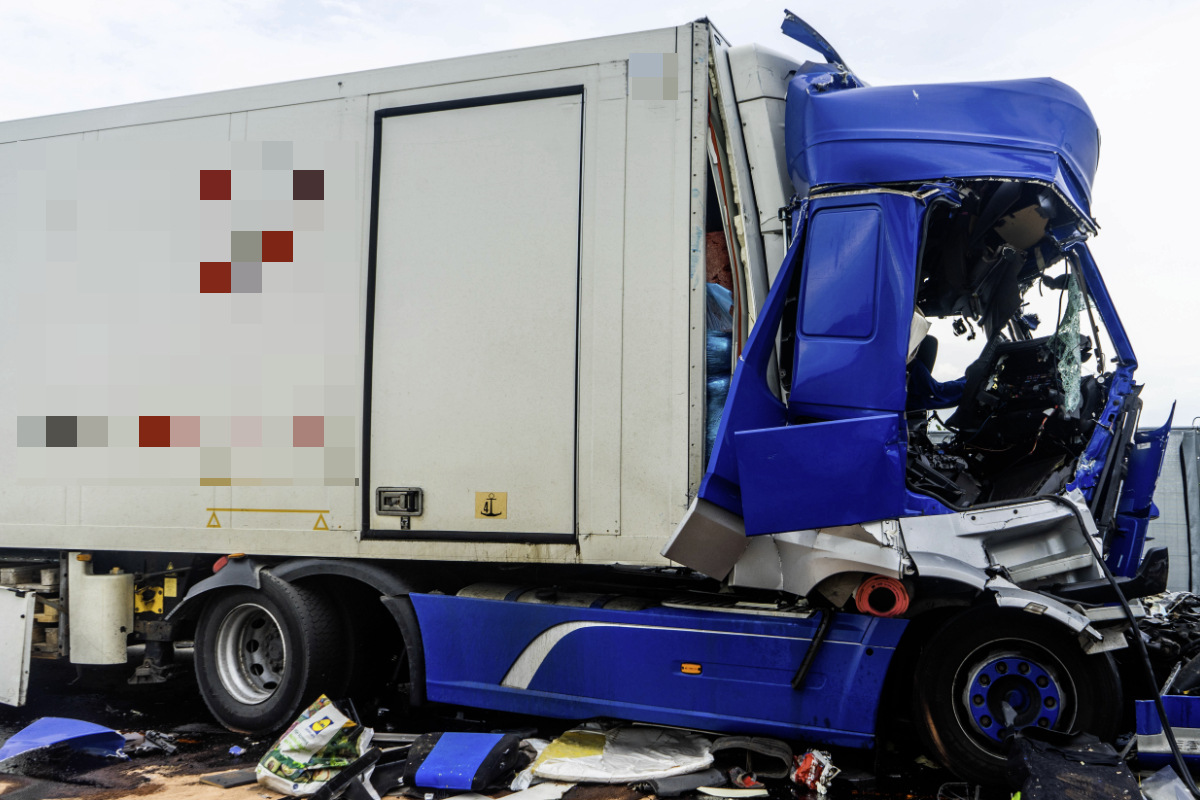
[913,608,1120,787]
[194,574,344,734]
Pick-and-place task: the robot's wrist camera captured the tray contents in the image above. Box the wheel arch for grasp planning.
[170,557,429,705]
[908,603,1122,784]
[267,559,428,705]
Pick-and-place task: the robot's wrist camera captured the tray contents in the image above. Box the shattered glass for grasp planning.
[1051,274,1083,417]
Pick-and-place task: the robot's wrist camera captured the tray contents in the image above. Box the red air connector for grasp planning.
[854,575,910,617]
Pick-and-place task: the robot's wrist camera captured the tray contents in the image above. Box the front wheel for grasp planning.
[913,607,1121,787]
[194,574,344,734]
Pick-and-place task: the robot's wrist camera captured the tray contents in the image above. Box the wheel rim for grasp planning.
[214,603,287,705]
[956,642,1075,747]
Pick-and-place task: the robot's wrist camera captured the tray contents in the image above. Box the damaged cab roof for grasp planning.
[784,76,1101,222]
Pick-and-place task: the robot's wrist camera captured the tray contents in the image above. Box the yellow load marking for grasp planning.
[205,507,333,530]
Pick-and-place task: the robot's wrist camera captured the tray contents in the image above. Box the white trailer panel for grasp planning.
[0,24,708,566]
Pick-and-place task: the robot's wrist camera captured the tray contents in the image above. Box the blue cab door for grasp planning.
[701,189,954,535]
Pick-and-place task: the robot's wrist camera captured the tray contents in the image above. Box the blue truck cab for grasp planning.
[656,12,1173,785]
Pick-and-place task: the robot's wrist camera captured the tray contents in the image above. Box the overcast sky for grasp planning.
[4,0,1197,426]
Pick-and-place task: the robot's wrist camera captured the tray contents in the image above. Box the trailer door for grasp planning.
[366,88,583,538]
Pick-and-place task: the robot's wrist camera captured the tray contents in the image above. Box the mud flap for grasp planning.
[0,588,36,706]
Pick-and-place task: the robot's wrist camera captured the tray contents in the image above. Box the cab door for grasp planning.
[700,188,953,535]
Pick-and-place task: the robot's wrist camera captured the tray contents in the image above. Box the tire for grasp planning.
[913,607,1121,787]
[194,574,345,734]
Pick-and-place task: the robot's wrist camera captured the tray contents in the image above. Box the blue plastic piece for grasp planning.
[0,717,126,763]
[780,11,850,72]
[734,414,906,535]
[1136,696,1200,768]
[411,593,906,749]
[1107,406,1175,576]
[414,733,508,791]
[784,75,1100,219]
[1118,406,1174,516]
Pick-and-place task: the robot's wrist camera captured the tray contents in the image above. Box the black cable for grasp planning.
[792,610,835,690]
[1039,494,1200,798]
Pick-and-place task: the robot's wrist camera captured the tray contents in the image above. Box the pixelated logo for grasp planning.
[629,53,678,101]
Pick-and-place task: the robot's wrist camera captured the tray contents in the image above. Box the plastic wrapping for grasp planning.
[706,284,735,467]
[706,283,734,334]
[256,695,374,796]
[531,724,712,784]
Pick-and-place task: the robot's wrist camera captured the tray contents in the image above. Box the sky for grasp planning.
[3,0,1197,426]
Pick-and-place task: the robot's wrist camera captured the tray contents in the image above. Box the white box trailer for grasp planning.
[0,14,1170,787]
[0,23,752,562]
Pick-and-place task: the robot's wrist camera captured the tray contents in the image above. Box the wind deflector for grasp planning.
[781,11,851,74]
[785,78,1101,221]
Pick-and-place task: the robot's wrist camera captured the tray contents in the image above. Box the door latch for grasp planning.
[377,487,423,516]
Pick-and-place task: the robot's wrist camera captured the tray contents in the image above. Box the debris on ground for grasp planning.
[697,784,767,798]
[1005,727,1140,799]
[631,766,723,797]
[255,695,376,797]
[791,749,839,795]
[0,717,126,764]
[201,768,260,789]
[709,736,792,780]
[727,765,762,789]
[528,723,713,784]
[404,731,524,791]
[1141,764,1192,800]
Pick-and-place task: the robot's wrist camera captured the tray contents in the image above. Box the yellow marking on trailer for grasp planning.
[475,492,507,519]
[206,508,331,514]
[205,508,332,530]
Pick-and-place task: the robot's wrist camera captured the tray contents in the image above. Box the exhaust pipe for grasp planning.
[855,575,910,617]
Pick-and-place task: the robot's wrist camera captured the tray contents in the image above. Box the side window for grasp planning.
[799,207,881,339]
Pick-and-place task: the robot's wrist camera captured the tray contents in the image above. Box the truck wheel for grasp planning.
[194,574,344,734]
[913,608,1120,787]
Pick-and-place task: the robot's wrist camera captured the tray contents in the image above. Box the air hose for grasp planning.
[1040,494,1200,798]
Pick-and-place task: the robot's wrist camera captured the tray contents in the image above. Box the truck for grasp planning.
[0,12,1177,786]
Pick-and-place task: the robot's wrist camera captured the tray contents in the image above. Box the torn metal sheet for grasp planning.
[728,522,906,597]
[900,491,1104,588]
